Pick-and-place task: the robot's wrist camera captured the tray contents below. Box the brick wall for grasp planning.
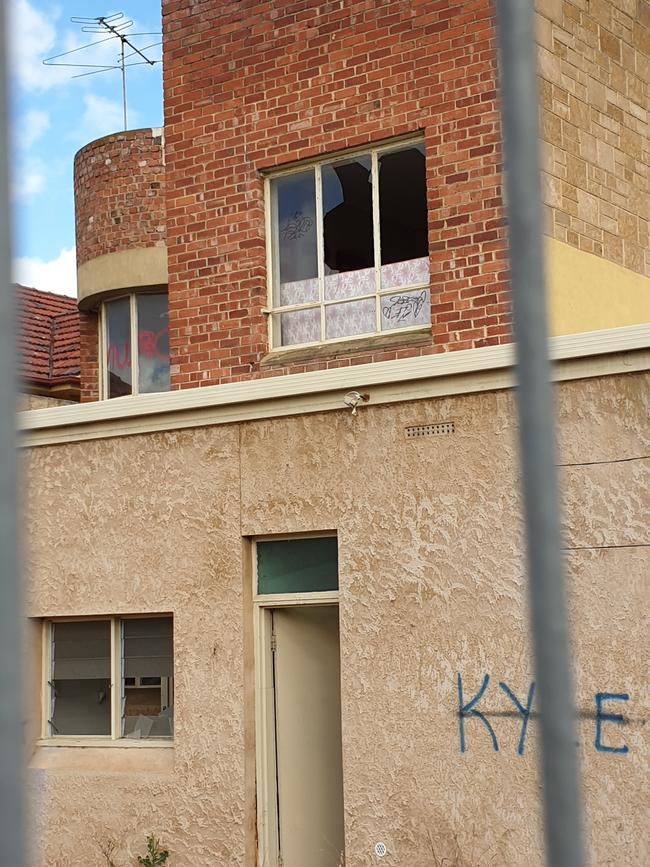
[75,128,167,400]
[79,310,99,402]
[537,0,650,275]
[74,128,166,267]
[162,0,509,389]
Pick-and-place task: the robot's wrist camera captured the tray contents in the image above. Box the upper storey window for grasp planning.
[267,140,430,349]
[102,292,169,399]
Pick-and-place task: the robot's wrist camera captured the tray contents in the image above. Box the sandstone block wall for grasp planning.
[538,0,650,275]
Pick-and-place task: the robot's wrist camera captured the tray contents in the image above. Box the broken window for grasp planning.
[268,141,430,347]
[44,615,173,741]
[122,618,174,739]
[49,620,111,736]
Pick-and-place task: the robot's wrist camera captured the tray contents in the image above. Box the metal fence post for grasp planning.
[0,2,24,864]
[496,3,586,865]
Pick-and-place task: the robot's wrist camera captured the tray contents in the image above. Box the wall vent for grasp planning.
[405,421,455,438]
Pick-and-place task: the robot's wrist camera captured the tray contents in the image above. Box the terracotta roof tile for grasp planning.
[16,285,80,389]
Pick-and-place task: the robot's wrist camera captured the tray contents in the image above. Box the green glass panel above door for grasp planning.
[256,537,338,594]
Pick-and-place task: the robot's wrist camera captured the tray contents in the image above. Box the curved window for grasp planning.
[102,292,169,398]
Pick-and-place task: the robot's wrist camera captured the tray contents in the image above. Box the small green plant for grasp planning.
[97,836,118,867]
[137,834,169,866]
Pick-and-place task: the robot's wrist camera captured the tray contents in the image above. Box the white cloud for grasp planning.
[7,0,67,91]
[12,248,77,296]
[14,109,50,149]
[77,93,133,141]
[11,163,46,199]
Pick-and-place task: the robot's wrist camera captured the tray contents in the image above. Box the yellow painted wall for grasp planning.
[546,238,650,336]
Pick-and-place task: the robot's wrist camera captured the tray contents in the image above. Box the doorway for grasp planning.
[254,536,344,867]
[272,605,344,867]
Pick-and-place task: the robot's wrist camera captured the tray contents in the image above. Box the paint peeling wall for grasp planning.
[24,370,649,866]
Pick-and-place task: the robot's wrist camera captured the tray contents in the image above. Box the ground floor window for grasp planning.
[44,615,173,740]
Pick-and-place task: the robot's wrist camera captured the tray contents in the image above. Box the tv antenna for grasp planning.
[43,13,161,131]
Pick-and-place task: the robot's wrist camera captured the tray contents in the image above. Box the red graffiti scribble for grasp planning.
[138,327,169,361]
[108,328,168,371]
[107,342,131,370]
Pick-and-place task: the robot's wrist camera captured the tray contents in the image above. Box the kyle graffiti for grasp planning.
[457,674,630,756]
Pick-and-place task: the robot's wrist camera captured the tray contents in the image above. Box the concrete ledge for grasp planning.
[17,324,650,447]
[77,247,168,310]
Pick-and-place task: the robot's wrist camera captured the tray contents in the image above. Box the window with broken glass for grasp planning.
[267,140,430,348]
[45,616,173,741]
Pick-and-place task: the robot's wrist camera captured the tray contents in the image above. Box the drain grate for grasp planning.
[405,421,455,438]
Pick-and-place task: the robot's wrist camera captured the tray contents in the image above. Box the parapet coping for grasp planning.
[73,126,163,163]
[18,323,650,447]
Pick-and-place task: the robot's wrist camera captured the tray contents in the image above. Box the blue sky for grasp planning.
[8,0,163,295]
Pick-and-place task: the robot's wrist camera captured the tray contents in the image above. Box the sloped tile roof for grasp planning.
[16,285,80,388]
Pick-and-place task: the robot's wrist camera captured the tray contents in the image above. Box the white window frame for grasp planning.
[40,614,174,747]
[99,292,169,400]
[264,136,430,351]
[252,532,340,867]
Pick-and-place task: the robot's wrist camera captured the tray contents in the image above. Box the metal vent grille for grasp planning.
[405,421,455,438]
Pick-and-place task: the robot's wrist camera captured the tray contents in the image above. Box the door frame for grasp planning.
[252,535,340,867]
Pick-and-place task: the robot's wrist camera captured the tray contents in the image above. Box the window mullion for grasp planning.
[371,150,382,334]
[42,621,53,737]
[110,618,122,739]
[315,164,325,341]
[99,304,106,400]
[130,293,138,395]
[265,177,275,349]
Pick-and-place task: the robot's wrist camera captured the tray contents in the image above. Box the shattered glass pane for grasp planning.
[51,621,111,736]
[122,618,174,739]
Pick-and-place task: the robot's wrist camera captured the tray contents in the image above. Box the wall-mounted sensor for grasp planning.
[343,390,370,415]
[374,841,387,857]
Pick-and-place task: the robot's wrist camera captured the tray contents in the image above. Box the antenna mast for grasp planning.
[43,12,161,131]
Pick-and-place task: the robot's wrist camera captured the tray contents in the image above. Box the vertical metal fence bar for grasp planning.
[496,3,585,866]
[0,2,24,864]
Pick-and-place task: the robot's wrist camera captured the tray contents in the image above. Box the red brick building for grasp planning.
[21,3,649,866]
[75,1,512,402]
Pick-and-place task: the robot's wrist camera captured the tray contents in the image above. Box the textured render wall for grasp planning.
[25,427,246,865]
[24,370,649,866]
[537,0,650,275]
[162,0,509,388]
[74,128,166,268]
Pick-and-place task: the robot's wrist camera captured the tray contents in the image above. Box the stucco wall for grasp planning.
[18,394,76,411]
[24,370,649,866]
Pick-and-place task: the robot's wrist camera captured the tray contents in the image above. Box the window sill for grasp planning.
[259,325,432,369]
[36,737,174,749]
[30,739,175,773]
